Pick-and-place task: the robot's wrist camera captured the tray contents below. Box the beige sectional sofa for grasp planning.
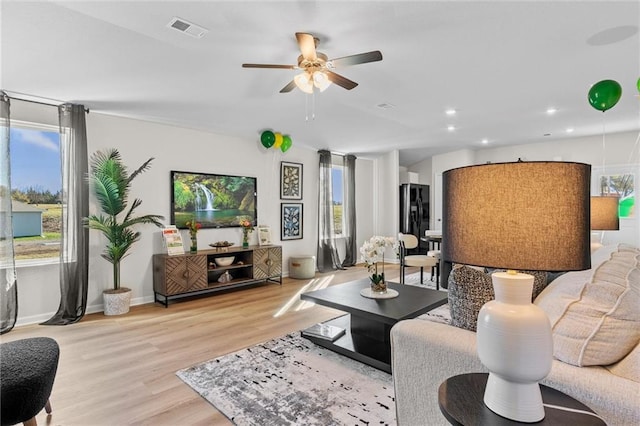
[391,244,639,426]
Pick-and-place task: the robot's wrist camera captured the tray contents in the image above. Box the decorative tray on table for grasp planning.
[209,241,234,251]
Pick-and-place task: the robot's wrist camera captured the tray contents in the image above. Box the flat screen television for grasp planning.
[170,170,257,229]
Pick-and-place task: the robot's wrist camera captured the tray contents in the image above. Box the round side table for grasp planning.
[438,373,606,426]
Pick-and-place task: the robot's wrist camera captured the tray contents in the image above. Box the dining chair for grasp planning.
[398,233,440,289]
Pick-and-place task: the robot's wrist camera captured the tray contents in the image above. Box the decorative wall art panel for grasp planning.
[280,161,303,200]
[281,203,303,240]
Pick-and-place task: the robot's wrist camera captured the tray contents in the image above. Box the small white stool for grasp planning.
[289,255,316,279]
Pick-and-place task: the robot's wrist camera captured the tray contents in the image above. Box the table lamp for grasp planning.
[590,195,620,252]
[590,195,620,230]
[442,161,591,422]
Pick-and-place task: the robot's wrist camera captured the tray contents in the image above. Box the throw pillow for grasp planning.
[448,266,549,332]
[606,341,639,383]
[447,265,493,332]
[535,246,640,367]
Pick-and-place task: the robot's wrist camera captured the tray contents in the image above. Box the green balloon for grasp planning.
[281,136,292,152]
[637,77,640,94]
[260,130,275,148]
[588,79,622,112]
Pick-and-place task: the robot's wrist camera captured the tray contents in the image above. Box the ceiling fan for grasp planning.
[242,32,383,94]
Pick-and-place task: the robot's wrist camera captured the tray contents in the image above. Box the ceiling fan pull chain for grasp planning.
[305,92,309,121]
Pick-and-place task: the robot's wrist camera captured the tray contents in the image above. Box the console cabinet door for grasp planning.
[164,254,207,295]
[253,246,282,280]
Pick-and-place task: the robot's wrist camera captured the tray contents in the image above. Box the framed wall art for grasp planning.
[281,203,303,240]
[280,161,303,200]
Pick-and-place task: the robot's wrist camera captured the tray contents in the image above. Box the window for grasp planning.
[331,163,344,236]
[593,164,637,220]
[600,174,635,218]
[9,120,61,262]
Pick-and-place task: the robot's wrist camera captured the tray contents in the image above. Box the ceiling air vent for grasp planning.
[167,17,208,39]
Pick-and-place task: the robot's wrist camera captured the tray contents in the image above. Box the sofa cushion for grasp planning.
[447,265,547,332]
[535,244,640,367]
[606,341,640,383]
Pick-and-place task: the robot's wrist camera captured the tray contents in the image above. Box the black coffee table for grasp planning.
[300,278,448,373]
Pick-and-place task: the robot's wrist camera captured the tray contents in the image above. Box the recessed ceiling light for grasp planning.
[447,125,456,131]
[445,109,456,116]
[566,128,574,133]
[481,139,489,144]
[377,103,395,109]
[546,108,557,115]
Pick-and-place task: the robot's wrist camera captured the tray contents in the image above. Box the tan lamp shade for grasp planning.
[590,196,620,230]
[442,161,591,272]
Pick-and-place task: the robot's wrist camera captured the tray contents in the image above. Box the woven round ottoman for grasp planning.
[289,255,316,279]
[1,337,60,426]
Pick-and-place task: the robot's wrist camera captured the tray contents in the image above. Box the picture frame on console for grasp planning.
[280,161,303,200]
[258,225,272,246]
[281,203,303,240]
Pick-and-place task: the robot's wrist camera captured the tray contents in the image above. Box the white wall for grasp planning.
[407,160,432,185]
[11,103,377,325]
[355,159,375,248]
[474,131,637,166]
[427,149,476,229]
[377,150,400,239]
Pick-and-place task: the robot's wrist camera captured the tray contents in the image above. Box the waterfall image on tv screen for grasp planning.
[171,171,257,229]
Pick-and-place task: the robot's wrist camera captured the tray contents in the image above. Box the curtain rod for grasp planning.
[3,91,89,113]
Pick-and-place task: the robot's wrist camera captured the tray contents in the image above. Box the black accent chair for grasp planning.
[1,337,60,426]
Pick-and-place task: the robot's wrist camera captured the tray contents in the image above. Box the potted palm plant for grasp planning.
[85,148,164,315]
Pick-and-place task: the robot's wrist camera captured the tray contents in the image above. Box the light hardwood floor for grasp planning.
[2,264,407,426]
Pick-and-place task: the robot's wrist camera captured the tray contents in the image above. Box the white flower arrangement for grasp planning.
[359,235,396,284]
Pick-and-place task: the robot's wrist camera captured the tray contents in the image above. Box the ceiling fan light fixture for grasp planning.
[312,71,331,92]
[294,72,314,94]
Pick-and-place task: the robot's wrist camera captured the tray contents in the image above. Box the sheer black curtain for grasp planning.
[341,154,357,267]
[42,103,89,325]
[317,150,343,272]
[0,92,18,334]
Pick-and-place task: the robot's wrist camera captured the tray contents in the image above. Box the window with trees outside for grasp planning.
[10,120,62,263]
[331,164,344,236]
[600,174,635,218]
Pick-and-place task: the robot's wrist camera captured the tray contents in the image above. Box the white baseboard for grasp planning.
[14,295,156,328]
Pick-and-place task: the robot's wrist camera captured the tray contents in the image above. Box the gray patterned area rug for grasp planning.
[176,332,396,425]
[390,271,439,288]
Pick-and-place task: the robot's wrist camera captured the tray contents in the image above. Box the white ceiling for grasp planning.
[2,1,639,166]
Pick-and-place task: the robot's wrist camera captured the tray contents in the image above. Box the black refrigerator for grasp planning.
[399,183,430,254]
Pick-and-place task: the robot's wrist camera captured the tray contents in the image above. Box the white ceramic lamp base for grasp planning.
[477,271,553,423]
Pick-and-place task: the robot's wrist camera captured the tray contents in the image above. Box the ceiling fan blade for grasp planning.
[296,32,317,61]
[329,51,383,67]
[242,63,296,69]
[325,70,358,90]
[280,80,297,93]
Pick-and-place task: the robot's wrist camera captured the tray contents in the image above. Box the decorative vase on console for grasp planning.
[360,236,396,294]
[239,218,254,249]
[186,217,201,253]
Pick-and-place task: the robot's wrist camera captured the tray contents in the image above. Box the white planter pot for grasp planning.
[103,288,132,316]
